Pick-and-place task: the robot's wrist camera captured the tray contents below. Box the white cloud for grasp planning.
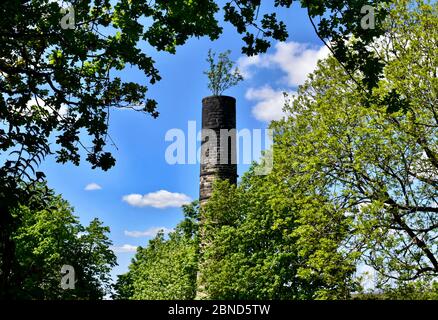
[122,190,192,209]
[26,97,69,118]
[271,42,330,87]
[237,55,268,79]
[239,41,329,123]
[245,86,296,122]
[84,183,102,191]
[124,227,174,238]
[238,41,330,87]
[111,244,138,253]
[26,97,45,111]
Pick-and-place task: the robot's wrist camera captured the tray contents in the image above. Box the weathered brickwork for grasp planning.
[199,96,237,205]
[197,95,238,299]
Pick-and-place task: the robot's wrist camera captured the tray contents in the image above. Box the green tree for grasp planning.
[355,279,438,300]
[199,0,437,300]
[271,0,437,290]
[0,0,393,295]
[114,202,199,300]
[0,0,393,180]
[116,0,436,300]
[0,0,220,294]
[198,164,358,299]
[221,0,393,92]
[378,280,438,300]
[204,50,243,96]
[112,272,134,300]
[11,184,116,299]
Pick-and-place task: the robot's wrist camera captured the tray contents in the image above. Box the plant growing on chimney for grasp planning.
[204,49,243,96]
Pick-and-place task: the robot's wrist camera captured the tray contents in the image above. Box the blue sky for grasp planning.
[38,2,330,279]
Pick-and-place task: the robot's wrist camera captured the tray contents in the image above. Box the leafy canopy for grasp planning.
[11,184,117,299]
[115,0,437,300]
[0,0,402,298]
[272,0,437,287]
[113,202,199,300]
[204,49,243,96]
[0,0,392,181]
[199,175,357,299]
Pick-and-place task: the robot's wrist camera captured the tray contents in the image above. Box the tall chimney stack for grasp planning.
[199,95,237,205]
[197,95,237,299]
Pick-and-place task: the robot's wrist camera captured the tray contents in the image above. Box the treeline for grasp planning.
[5,183,116,299]
[114,0,438,300]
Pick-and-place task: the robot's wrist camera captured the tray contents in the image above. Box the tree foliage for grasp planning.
[204,49,243,96]
[0,0,220,292]
[10,184,116,299]
[271,0,437,286]
[199,175,357,299]
[0,0,395,186]
[222,0,392,92]
[0,0,395,295]
[2,0,430,300]
[355,279,438,300]
[198,0,437,299]
[114,202,199,300]
[117,0,436,300]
